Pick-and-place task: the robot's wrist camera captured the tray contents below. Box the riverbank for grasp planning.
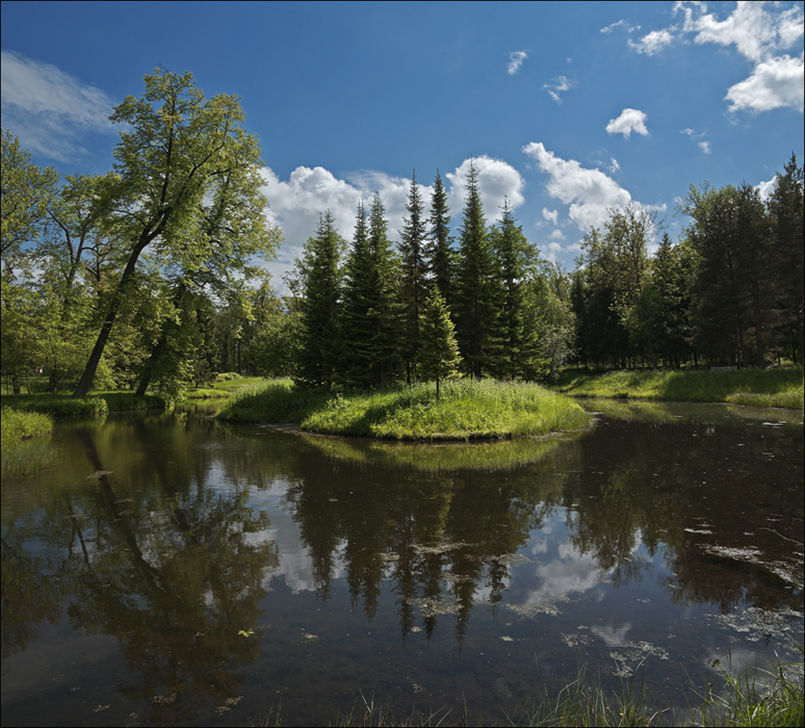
[1,407,56,477]
[217,378,591,439]
[553,366,804,409]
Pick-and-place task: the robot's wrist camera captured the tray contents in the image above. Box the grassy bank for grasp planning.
[0,391,166,417]
[218,378,591,439]
[554,366,804,409]
[1,407,56,477]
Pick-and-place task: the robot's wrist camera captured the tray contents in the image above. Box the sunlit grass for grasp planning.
[1,406,56,477]
[218,378,591,440]
[554,367,803,410]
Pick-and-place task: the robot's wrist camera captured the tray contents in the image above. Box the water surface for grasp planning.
[1,400,802,726]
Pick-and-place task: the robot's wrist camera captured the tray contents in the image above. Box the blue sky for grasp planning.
[2,1,803,289]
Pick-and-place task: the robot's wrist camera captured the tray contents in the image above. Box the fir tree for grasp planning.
[418,288,461,399]
[453,160,496,379]
[399,170,428,382]
[425,170,454,307]
[294,211,345,388]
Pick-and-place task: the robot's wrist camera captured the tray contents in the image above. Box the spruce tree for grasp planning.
[425,170,454,307]
[453,160,496,379]
[399,170,428,382]
[418,288,461,399]
[294,211,345,388]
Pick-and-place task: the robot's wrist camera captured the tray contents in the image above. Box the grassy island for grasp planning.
[217,378,591,440]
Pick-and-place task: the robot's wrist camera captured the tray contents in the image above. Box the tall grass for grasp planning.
[555,367,804,409]
[218,378,591,439]
[1,407,56,477]
[0,391,165,417]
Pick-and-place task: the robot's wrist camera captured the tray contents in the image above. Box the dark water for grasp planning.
[1,399,803,727]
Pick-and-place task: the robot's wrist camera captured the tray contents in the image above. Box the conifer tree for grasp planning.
[425,170,454,306]
[453,160,496,379]
[399,170,428,382]
[294,211,344,388]
[418,288,461,399]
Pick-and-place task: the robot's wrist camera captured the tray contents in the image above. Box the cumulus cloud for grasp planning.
[756,174,778,202]
[605,108,649,138]
[507,50,527,75]
[0,50,117,162]
[542,75,576,104]
[542,208,559,225]
[260,156,525,291]
[628,2,804,114]
[724,53,805,112]
[629,28,675,55]
[523,142,633,232]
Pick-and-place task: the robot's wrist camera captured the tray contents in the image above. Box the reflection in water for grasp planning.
[1,402,802,726]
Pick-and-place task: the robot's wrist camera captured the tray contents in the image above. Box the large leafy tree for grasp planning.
[453,160,496,378]
[72,69,280,397]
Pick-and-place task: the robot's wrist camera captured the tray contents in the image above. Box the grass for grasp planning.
[218,378,591,440]
[0,391,166,417]
[554,366,804,410]
[1,406,56,477]
[250,643,803,726]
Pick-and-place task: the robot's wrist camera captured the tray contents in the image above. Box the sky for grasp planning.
[2,0,803,291]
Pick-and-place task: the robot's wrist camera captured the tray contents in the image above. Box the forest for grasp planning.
[2,69,803,400]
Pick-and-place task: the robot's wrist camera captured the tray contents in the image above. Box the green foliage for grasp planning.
[424,170,454,307]
[417,288,462,398]
[453,160,497,378]
[220,378,591,440]
[1,391,166,416]
[0,407,55,478]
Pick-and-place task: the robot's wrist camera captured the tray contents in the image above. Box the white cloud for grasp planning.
[601,19,640,35]
[756,174,778,202]
[507,50,527,75]
[0,50,117,162]
[606,108,649,138]
[724,53,805,112]
[260,156,525,291]
[698,141,712,154]
[445,156,525,222]
[629,2,804,115]
[542,75,576,104]
[550,229,565,241]
[609,157,621,173]
[542,208,559,225]
[678,0,804,63]
[629,28,675,55]
[523,142,634,232]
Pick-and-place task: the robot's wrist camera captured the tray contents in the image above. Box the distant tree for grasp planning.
[294,211,345,389]
[766,153,804,363]
[424,170,454,306]
[398,170,429,382]
[650,233,693,367]
[72,69,280,397]
[418,288,462,399]
[453,160,497,378]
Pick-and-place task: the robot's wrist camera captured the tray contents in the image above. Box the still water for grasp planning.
[1,399,803,726]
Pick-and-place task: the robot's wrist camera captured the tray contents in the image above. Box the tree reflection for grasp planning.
[1,423,279,724]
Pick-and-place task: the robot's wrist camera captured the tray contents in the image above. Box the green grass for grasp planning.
[218,378,591,440]
[1,406,56,477]
[554,366,804,409]
[0,391,166,417]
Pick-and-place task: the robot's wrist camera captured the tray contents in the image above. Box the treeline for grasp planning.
[2,69,802,399]
[288,164,574,391]
[571,156,803,370]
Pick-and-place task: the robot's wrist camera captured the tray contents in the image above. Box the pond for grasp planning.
[1,399,803,726]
